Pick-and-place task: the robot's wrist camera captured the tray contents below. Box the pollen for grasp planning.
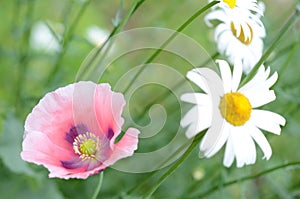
[73,132,100,160]
[219,92,252,126]
[223,0,236,9]
[231,22,253,45]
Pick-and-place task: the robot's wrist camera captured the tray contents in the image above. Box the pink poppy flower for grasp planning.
[21,81,140,179]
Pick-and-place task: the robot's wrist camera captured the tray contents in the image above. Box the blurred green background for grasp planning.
[0,0,300,198]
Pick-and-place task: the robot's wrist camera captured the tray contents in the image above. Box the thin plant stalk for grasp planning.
[76,0,147,80]
[240,7,300,87]
[45,0,92,86]
[91,172,104,199]
[190,161,300,198]
[123,1,220,94]
[142,132,205,199]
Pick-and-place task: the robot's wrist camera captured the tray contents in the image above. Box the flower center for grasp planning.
[223,0,236,9]
[219,92,252,126]
[230,22,253,45]
[73,132,100,160]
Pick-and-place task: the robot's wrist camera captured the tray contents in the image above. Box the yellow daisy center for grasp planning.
[231,22,253,45]
[223,0,236,9]
[219,92,252,126]
[73,132,100,160]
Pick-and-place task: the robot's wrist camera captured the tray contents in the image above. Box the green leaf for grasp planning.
[0,164,64,199]
[0,113,35,176]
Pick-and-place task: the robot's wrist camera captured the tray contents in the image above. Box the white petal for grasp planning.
[239,65,265,92]
[243,130,257,165]
[181,93,210,105]
[230,126,255,168]
[200,116,226,153]
[214,24,228,42]
[181,106,212,139]
[204,122,230,158]
[217,31,231,53]
[186,70,209,93]
[223,133,235,167]
[266,71,278,88]
[250,110,286,135]
[205,10,227,26]
[216,59,232,93]
[243,89,276,108]
[247,124,272,160]
[231,59,243,92]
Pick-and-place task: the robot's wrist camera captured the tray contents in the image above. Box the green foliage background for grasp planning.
[0,0,300,198]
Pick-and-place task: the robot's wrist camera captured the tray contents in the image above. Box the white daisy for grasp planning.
[181,60,286,167]
[206,7,266,74]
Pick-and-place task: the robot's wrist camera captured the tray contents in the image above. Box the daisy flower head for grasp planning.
[21,81,140,179]
[206,7,266,73]
[181,60,286,167]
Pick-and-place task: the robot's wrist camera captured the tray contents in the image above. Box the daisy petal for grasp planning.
[231,59,243,92]
[250,110,286,135]
[223,134,235,167]
[181,106,212,138]
[266,71,278,88]
[247,124,272,160]
[205,9,228,26]
[199,115,225,153]
[186,70,209,93]
[216,59,232,93]
[243,90,276,108]
[230,126,256,168]
[181,93,211,105]
[204,122,229,158]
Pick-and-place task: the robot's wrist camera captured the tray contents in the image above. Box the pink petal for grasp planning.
[94,84,126,144]
[73,81,103,136]
[21,131,79,177]
[25,84,75,151]
[103,128,140,167]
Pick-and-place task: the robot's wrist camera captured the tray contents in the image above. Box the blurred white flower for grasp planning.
[85,25,109,47]
[206,8,266,73]
[181,60,285,168]
[30,21,62,53]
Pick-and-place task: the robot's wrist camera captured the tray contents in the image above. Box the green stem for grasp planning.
[45,0,92,86]
[267,42,299,65]
[76,0,146,80]
[91,172,104,199]
[15,0,35,114]
[191,161,300,198]
[123,1,220,94]
[127,137,194,195]
[240,7,300,87]
[133,51,219,127]
[278,39,300,76]
[142,132,205,199]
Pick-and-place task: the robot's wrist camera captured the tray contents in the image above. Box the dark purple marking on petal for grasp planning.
[107,128,114,140]
[65,124,89,144]
[61,157,84,169]
[61,157,102,171]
